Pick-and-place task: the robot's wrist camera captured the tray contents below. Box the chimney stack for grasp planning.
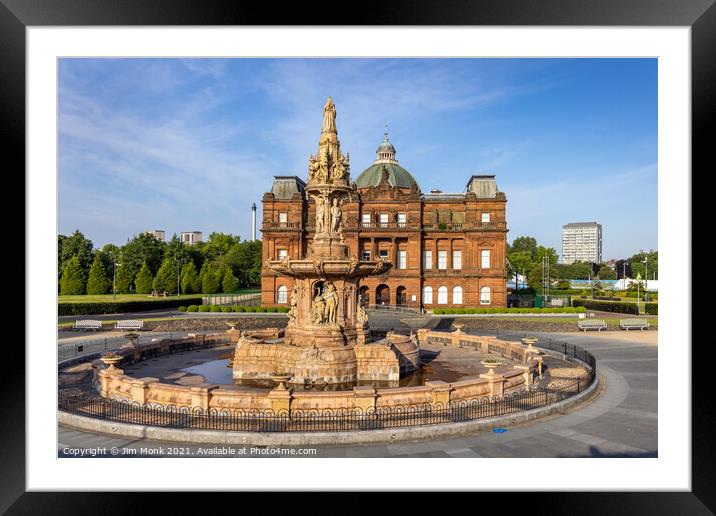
[251,203,257,241]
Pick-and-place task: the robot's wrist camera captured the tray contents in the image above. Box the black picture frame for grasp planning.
[4,0,710,511]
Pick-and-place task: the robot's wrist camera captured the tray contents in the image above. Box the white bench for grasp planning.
[578,319,607,332]
[73,319,102,331]
[619,318,649,331]
[114,320,144,331]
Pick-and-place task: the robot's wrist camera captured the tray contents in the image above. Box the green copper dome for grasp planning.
[355,163,419,189]
[355,133,419,190]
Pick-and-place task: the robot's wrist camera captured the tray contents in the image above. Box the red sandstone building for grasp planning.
[261,134,508,309]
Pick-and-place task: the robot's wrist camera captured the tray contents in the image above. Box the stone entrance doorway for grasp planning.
[396,286,407,306]
[376,284,390,305]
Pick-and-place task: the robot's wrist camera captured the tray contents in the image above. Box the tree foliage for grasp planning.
[60,256,87,295]
[153,258,178,294]
[200,261,221,294]
[180,261,201,294]
[134,261,154,294]
[86,255,111,295]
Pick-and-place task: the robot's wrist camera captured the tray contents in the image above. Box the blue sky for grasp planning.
[59,58,657,259]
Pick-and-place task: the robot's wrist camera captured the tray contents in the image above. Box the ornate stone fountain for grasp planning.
[232,97,418,386]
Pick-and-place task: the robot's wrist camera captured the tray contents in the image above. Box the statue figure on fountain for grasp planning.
[311,290,326,325]
[330,198,342,236]
[315,195,327,235]
[287,286,297,323]
[322,96,337,134]
[323,282,339,324]
[356,295,369,326]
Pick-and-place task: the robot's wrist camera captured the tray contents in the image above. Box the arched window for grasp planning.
[480,286,491,305]
[437,286,448,304]
[453,286,463,304]
[422,286,433,305]
[277,285,288,304]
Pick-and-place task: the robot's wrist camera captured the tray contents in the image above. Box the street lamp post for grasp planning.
[622,261,629,291]
[643,257,648,301]
[112,260,117,300]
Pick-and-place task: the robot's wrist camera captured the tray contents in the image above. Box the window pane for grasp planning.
[453,286,463,304]
[480,286,490,305]
[438,250,447,269]
[423,286,433,304]
[279,212,288,223]
[398,250,407,269]
[277,249,288,259]
[278,285,288,304]
[453,250,462,270]
[481,212,490,223]
[437,286,448,304]
[423,250,432,269]
[380,213,389,227]
[481,250,490,268]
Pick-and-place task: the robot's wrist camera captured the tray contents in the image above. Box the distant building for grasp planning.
[562,222,602,264]
[180,231,203,245]
[147,229,165,242]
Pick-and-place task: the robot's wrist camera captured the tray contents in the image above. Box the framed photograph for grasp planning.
[7,0,710,510]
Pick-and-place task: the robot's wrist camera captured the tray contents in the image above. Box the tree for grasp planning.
[60,256,87,295]
[58,230,93,289]
[597,265,617,280]
[202,232,241,264]
[120,233,166,282]
[225,239,262,288]
[527,264,557,290]
[153,258,178,294]
[200,261,221,294]
[86,255,111,294]
[180,261,201,294]
[509,236,537,256]
[134,261,154,294]
[220,265,239,293]
[114,263,134,294]
[629,250,658,280]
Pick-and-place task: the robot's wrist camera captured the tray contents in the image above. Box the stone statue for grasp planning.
[322,97,336,134]
[308,154,320,182]
[311,291,325,325]
[330,198,342,236]
[315,196,326,235]
[287,286,297,323]
[322,282,339,324]
[356,296,368,326]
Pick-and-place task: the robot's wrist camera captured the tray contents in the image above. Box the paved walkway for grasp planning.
[58,330,657,458]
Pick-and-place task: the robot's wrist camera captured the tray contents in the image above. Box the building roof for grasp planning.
[465,175,498,198]
[271,176,306,199]
[355,162,419,189]
[563,222,601,228]
[355,133,419,190]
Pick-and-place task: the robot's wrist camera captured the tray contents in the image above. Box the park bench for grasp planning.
[73,319,102,331]
[577,319,608,332]
[619,318,650,331]
[114,320,144,331]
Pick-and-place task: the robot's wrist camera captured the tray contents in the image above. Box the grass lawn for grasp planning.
[58,290,259,304]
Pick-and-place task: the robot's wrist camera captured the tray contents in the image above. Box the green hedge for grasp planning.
[645,303,658,315]
[59,297,203,316]
[572,299,639,315]
[432,307,586,315]
[177,305,290,314]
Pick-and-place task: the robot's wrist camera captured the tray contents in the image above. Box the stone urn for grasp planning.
[522,336,538,353]
[481,359,501,377]
[226,321,238,333]
[270,372,293,391]
[100,354,122,372]
[452,323,465,334]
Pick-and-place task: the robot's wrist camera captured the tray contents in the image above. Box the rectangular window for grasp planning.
[278,212,288,226]
[398,250,407,269]
[423,250,432,270]
[397,213,407,227]
[452,250,462,270]
[277,249,288,260]
[438,250,447,270]
[361,213,371,227]
[379,249,389,259]
[379,213,389,228]
[481,212,490,223]
[481,249,490,269]
[361,249,371,260]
